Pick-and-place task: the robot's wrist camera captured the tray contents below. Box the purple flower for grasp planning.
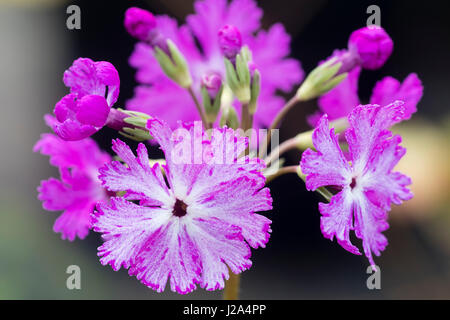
[34,116,111,241]
[218,25,242,60]
[308,70,423,126]
[126,0,303,129]
[301,102,413,268]
[124,7,157,42]
[348,26,394,70]
[91,119,272,293]
[52,58,120,141]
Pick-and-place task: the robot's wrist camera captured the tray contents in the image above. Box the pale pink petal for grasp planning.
[353,195,389,268]
[301,115,351,190]
[345,102,405,171]
[93,197,170,271]
[190,217,252,291]
[363,135,413,210]
[193,176,272,248]
[319,190,360,255]
[129,220,202,294]
[99,139,171,206]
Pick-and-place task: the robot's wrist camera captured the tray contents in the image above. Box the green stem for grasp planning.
[265,165,299,184]
[259,96,299,158]
[188,86,211,129]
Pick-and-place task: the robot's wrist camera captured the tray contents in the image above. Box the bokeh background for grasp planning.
[0,0,449,299]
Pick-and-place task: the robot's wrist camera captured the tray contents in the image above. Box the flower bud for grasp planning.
[124,7,157,42]
[348,25,393,70]
[201,72,222,98]
[218,25,242,60]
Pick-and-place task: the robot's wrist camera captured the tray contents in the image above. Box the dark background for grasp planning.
[1,0,449,299]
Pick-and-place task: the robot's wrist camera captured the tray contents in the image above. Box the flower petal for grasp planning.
[370,73,423,120]
[319,190,360,255]
[93,197,170,271]
[301,115,351,190]
[63,57,120,106]
[75,94,110,128]
[362,135,413,210]
[99,139,172,206]
[345,102,405,172]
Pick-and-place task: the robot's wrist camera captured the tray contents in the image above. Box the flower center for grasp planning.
[172,199,188,217]
[350,177,357,189]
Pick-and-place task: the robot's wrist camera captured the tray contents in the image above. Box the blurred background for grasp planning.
[0,0,449,299]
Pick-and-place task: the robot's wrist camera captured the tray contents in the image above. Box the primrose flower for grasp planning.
[126,0,303,129]
[300,102,413,268]
[52,58,120,141]
[34,116,111,240]
[308,69,423,126]
[92,119,272,293]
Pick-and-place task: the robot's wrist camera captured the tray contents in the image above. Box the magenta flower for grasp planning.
[308,69,423,126]
[301,102,413,268]
[348,26,394,70]
[34,116,111,240]
[126,0,303,129]
[52,58,120,141]
[92,119,272,293]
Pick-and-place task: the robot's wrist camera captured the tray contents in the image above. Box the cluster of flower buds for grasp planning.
[220,26,261,111]
[124,7,192,89]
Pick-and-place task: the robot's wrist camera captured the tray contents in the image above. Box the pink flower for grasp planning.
[309,70,423,126]
[124,7,157,42]
[126,0,303,130]
[52,58,120,141]
[92,119,272,293]
[348,26,394,70]
[34,116,111,240]
[301,102,413,268]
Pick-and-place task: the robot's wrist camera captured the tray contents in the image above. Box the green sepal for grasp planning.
[248,70,261,114]
[154,39,192,88]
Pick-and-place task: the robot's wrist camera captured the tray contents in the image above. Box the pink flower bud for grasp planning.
[218,25,242,60]
[348,26,393,70]
[124,7,157,41]
[202,72,222,98]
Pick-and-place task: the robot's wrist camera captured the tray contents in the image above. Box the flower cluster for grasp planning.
[34,0,420,295]
[125,0,304,129]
